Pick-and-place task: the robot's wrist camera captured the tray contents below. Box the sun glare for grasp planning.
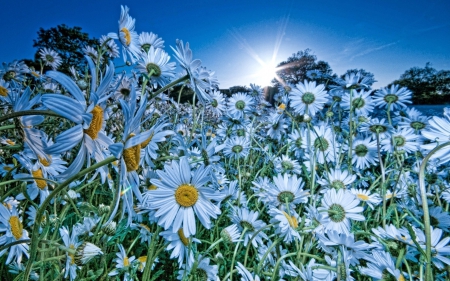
[256,62,277,86]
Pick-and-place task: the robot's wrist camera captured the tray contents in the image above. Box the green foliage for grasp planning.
[392,62,450,104]
[30,24,101,74]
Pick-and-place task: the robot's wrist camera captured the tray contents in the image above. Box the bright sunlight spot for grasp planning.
[255,61,277,86]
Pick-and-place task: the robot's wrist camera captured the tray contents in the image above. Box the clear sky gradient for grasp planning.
[2,0,450,89]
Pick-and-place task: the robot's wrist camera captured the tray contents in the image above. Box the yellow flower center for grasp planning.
[139,224,151,231]
[282,211,298,228]
[9,216,23,240]
[356,194,369,201]
[175,184,198,207]
[123,133,141,172]
[38,155,52,167]
[69,244,76,265]
[123,256,130,267]
[278,103,286,111]
[141,132,154,149]
[398,274,405,281]
[32,169,47,189]
[147,184,157,190]
[6,139,15,145]
[138,256,147,271]
[121,27,131,46]
[0,86,8,97]
[177,228,190,246]
[3,166,12,171]
[84,105,103,140]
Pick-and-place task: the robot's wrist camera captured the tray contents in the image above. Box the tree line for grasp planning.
[18,25,450,105]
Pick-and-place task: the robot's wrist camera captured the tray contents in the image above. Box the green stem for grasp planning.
[0,124,15,131]
[23,156,116,281]
[419,141,450,281]
[149,74,189,100]
[229,228,247,281]
[0,110,61,124]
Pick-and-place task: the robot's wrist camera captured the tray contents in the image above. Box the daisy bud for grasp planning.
[101,221,117,236]
[76,79,88,90]
[326,111,334,118]
[98,203,110,215]
[215,252,225,264]
[303,114,311,122]
[75,242,103,265]
[49,214,59,227]
[126,61,132,66]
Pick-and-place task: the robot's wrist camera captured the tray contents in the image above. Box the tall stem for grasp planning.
[419,141,450,281]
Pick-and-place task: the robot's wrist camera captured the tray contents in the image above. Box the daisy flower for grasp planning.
[303,124,339,164]
[42,57,115,182]
[177,255,218,281]
[227,92,255,118]
[160,227,201,268]
[351,137,379,170]
[0,204,30,265]
[236,262,261,281]
[396,107,429,133]
[381,127,418,155]
[421,114,450,165]
[429,206,450,232]
[135,46,176,89]
[317,169,356,190]
[268,208,300,243]
[138,31,164,53]
[1,60,30,82]
[415,227,450,270]
[230,207,268,247]
[74,242,103,265]
[99,35,120,58]
[220,224,241,244]
[350,188,381,210]
[373,84,412,111]
[341,89,374,116]
[171,40,212,104]
[289,80,328,117]
[288,129,305,158]
[59,226,81,281]
[206,89,226,117]
[142,156,221,237]
[108,5,140,63]
[82,45,102,64]
[223,136,250,160]
[39,48,62,70]
[330,71,374,91]
[359,117,392,140]
[108,244,136,279]
[318,188,365,234]
[265,111,288,141]
[267,173,308,210]
[360,250,405,281]
[273,155,301,175]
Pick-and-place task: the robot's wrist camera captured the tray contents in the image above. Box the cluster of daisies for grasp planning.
[1,5,450,281]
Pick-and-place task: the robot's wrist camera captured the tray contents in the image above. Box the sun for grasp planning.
[255,61,278,86]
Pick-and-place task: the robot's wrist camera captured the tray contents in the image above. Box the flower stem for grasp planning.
[418,141,450,281]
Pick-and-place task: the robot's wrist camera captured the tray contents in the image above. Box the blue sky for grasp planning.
[2,0,450,89]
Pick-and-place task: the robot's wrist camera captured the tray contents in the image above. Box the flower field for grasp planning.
[1,5,450,281]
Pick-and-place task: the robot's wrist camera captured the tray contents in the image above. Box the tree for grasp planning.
[392,63,450,104]
[274,49,335,87]
[30,24,102,74]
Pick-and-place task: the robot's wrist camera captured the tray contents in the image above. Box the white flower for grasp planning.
[318,188,365,234]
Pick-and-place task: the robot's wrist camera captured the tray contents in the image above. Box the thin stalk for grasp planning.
[0,110,61,123]
[419,141,450,281]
